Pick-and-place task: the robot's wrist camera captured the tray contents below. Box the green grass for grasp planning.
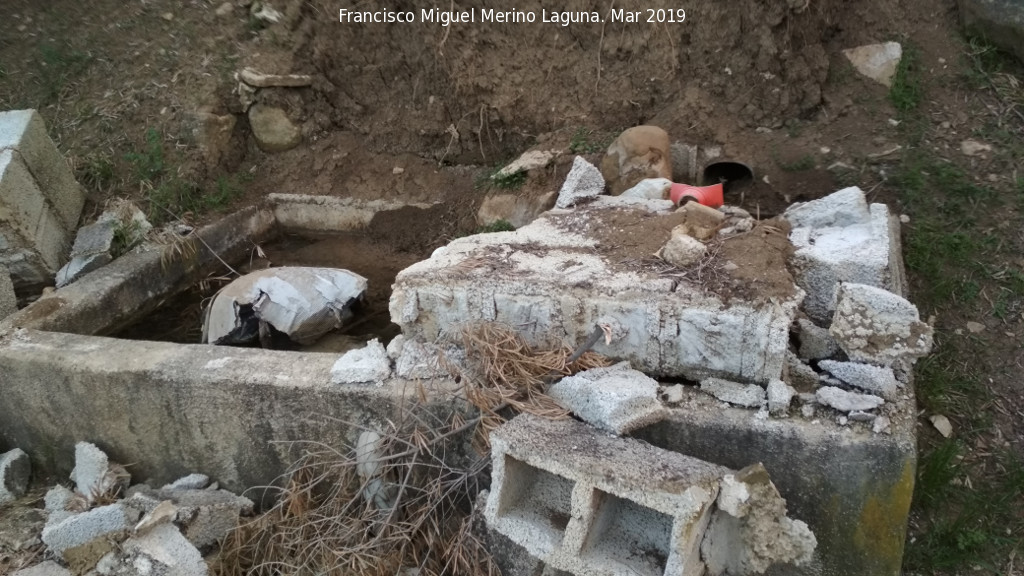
[569,127,612,155]
[475,220,515,233]
[125,127,166,182]
[476,164,528,191]
[889,43,923,114]
[78,154,115,193]
[36,42,92,101]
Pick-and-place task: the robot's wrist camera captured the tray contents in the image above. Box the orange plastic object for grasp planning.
[670,183,724,208]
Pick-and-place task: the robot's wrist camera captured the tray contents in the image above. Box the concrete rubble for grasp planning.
[330,338,392,384]
[796,318,839,361]
[203,266,368,347]
[494,149,558,178]
[71,441,129,505]
[485,414,816,576]
[815,386,885,413]
[620,177,672,200]
[555,157,605,208]
[386,335,459,379]
[548,362,668,435]
[124,484,254,549]
[1,448,31,504]
[660,227,708,267]
[818,360,900,400]
[830,282,934,368]
[784,187,905,324]
[766,379,796,416]
[12,561,73,576]
[56,201,151,288]
[700,378,767,408]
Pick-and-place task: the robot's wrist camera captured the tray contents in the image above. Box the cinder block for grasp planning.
[391,198,802,382]
[485,414,729,576]
[0,109,85,230]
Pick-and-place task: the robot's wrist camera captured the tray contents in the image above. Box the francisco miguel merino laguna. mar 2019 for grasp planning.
[338,7,687,26]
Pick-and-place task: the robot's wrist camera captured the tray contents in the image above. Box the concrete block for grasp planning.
[161,474,210,491]
[1,263,18,318]
[41,502,138,567]
[555,157,604,208]
[796,318,839,361]
[71,442,128,504]
[547,362,668,435]
[125,486,253,550]
[819,360,900,400]
[783,352,820,393]
[815,386,885,413]
[830,283,933,368]
[387,335,457,379]
[0,110,85,230]
[45,485,76,513]
[486,414,729,576]
[12,561,73,576]
[122,523,208,576]
[329,339,391,384]
[700,378,766,408]
[766,379,795,416]
[786,187,905,323]
[391,198,802,382]
[1,448,31,504]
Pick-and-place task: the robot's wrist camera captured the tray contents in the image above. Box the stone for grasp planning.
[162,474,209,491]
[842,42,903,87]
[620,177,672,200]
[0,448,30,504]
[203,267,367,346]
[477,191,557,229]
[663,384,685,404]
[796,318,839,361]
[330,339,391,384]
[45,485,77,513]
[676,201,727,241]
[41,503,138,565]
[830,283,933,367]
[815,386,884,413]
[247,104,301,152]
[251,2,283,23]
[700,378,766,408]
[554,157,604,209]
[191,110,237,169]
[214,2,233,16]
[133,500,179,534]
[957,0,1024,63]
[786,187,906,323]
[494,149,557,178]
[965,321,986,333]
[71,442,128,505]
[238,68,313,88]
[124,486,253,550]
[547,362,668,435]
[122,523,208,576]
[929,414,953,438]
[0,264,15,318]
[818,360,900,400]
[12,561,72,576]
[766,379,795,416]
[660,227,707,267]
[600,125,673,195]
[960,139,993,156]
[388,336,456,379]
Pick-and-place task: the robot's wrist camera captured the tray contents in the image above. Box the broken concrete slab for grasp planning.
[71,442,128,505]
[0,264,15,318]
[555,157,604,209]
[391,197,802,383]
[796,318,839,361]
[0,448,30,504]
[547,362,668,435]
[161,474,209,491]
[12,561,73,576]
[41,502,139,567]
[125,485,253,550]
[330,339,391,385]
[203,267,368,346]
[767,379,795,416]
[786,187,906,323]
[122,522,208,576]
[700,378,766,408]
[830,283,933,368]
[494,149,558,178]
[815,386,885,413]
[386,336,456,379]
[56,202,151,287]
[819,360,900,400]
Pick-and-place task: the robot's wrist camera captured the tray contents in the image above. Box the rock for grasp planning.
[250,1,283,23]
[41,503,139,567]
[830,283,933,367]
[620,177,672,200]
[214,2,233,16]
[767,379,795,416]
[676,201,727,241]
[12,561,72,576]
[783,352,820,393]
[71,442,129,505]
[494,149,557,178]
[957,0,1024,64]
[960,139,993,156]
[555,157,605,208]
[124,486,253,551]
[44,485,77,513]
[389,337,457,379]
[873,415,892,434]
[161,474,209,491]
[203,267,367,346]
[0,264,15,319]
[0,448,30,504]
[354,431,397,511]
[818,360,900,399]
[238,68,313,88]
[133,500,178,535]
[248,104,301,152]
[965,321,986,333]
[548,362,668,435]
[663,384,686,404]
[815,386,884,413]
[191,110,237,170]
[796,318,840,360]
[930,414,954,438]
[700,378,767,408]
[56,202,151,288]
[122,523,208,576]
[477,191,557,229]
[330,339,391,384]
[600,125,673,195]
[660,227,707,267]
[842,42,903,87]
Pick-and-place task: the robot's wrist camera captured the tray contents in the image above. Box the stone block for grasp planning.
[41,503,138,566]
[830,283,933,368]
[547,362,667,435]
[0,110,85,230]
[12,561,73,576]
[122,523,208,576]
[125,485,253,550]
[391,198,802,382]
[555,157,604,209]
[1,448,31,504]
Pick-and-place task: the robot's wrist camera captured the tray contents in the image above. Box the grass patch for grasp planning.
[569,127,612,155]
[125,127,166,182]
[475,164,527,191]
[78,154,115,193]
[36,42,92,101]
[889,43,923,114]
[476,220,515,233]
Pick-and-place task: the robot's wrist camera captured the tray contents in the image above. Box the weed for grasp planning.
[36,42,92,101]
[778,155,815,172]
[889,44,922,114]
[78,154,115,193]
[475,165,527,191]
[125,128,166,182]
[569,127,611,155]
[208,172,253,210]
[476,220,515,234]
